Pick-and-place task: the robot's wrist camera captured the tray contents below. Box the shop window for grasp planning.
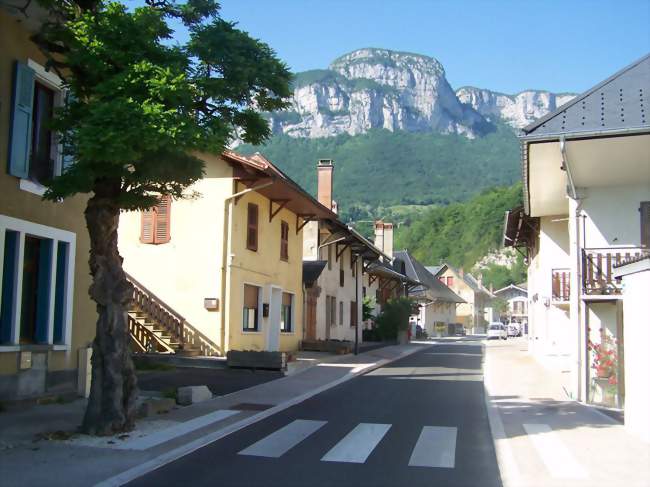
[280,292,292,332]
[243,284,260,331]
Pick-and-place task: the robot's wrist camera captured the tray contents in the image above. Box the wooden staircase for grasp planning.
[126,272,201,356]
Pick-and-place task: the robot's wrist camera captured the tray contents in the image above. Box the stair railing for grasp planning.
[125,271,186,349]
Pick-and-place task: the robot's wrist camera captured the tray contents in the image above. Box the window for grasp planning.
[350,301,358,327]
[280,221,289,261]
[339,301,343,326]
[0,216,75,348]
[326,295,336,327]
[280,292,292,332]
[446,276,454,287]
[8,61,70,189]
[242,284,260,331]
[641,201,650,248]
[327,245,332,270]
[247,203,258,251]
[140,195,171,244]
[339,254,345,287]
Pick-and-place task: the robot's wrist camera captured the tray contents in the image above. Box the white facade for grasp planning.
[418,301,456,336]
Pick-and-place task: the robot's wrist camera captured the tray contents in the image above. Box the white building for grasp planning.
[493,283,528,327]
[504,54,650,419]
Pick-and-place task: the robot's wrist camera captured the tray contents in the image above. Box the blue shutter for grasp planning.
[53,241,68,343]
[35,239,53,344]
[0,231,19,344]
[7,62,35,179]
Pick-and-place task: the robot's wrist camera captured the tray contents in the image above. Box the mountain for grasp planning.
[456,87,576,129]
[262,48,575,140]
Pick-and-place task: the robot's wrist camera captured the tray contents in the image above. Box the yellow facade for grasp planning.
[119,153,305,356]
[0,10,96,399]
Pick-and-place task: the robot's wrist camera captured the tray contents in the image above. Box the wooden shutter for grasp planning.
[140,196,171,244]
[154,195,171,244]
[350,301,357,327]
[247,203,258,251]
[8,62,35,178]
[282,292,292,306]
[280,221,289,260]
[244,284,259,308]
[641,202,650,248]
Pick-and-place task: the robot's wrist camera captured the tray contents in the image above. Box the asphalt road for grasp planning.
[128,338,501,487]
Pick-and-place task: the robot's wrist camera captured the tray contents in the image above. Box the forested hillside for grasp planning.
[394,183,523,273]
[237,123,519,218]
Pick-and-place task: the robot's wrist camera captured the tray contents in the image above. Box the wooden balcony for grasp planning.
[551,268,570,302]
[582,247,648,296]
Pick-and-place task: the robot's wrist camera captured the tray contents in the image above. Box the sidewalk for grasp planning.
[484,338,650,487]
[0,342,424,487]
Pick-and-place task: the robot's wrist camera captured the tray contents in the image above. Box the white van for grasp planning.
[487,323,507,340]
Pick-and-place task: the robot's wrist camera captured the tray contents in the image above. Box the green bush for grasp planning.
[375,298,413,340]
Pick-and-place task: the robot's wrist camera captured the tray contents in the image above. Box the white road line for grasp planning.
[238,419,326,458]
[321,423,391,463]
[523,423,588,479]
[115,409,241,450]
[408,426,457,468]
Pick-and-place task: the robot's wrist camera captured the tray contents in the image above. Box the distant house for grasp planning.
[493,283,528,326]
[394,252,465,337]
[503,54,649,437]
[432,265,493,333]
[0,7,97,400]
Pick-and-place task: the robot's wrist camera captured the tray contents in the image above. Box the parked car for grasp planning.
[507,323,521,337]
[487,323,507,340]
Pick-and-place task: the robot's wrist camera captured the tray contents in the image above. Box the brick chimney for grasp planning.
[317,159,334,210]
[374,220,394,258]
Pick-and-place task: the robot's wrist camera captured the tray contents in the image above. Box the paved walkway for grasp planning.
[0,343,424,487]
[484,337,650,487]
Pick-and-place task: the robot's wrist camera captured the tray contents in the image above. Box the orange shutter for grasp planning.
[247,203,258,251]
[140,209,154,243]
[155,195,171,244]
[280,221,289,260]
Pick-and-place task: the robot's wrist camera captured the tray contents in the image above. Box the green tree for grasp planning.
[32,0,291,435]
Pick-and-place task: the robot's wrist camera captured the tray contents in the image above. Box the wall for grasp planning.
[227,190,305,352]
[119,154,232,355]
[581,184,650,248]
[0,11,96,398]
[421,301,456,336]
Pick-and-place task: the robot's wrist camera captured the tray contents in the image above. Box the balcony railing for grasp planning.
[582,247,648,295]
[552,268,570,302]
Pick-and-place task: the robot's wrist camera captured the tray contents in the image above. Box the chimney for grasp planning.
[374,220,394,258]
[317,159,334,210]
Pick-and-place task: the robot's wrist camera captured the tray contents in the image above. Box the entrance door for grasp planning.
[267,287,281,351]
[306,287,318,341]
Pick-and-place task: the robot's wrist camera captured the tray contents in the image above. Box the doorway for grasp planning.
[267,287,281,351]
[305,287,318,341]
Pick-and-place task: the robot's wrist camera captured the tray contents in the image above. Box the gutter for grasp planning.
[560,136,578,200]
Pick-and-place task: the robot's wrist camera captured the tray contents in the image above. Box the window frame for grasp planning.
[280,291,293,333]
[246,203,259,252]
[18,60,66,197]
[242,283,261,332]
[0,215,76,351]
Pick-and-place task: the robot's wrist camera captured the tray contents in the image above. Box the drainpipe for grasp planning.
[220,179,275,355]
[560,137,585,401]
[354,255,360,355]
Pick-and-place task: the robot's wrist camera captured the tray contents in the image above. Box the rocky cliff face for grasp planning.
[265,48,574,140]
[456,87,575,129]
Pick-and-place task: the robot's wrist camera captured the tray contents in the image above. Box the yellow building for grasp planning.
[0,8,96,399]
[119,151,336,356]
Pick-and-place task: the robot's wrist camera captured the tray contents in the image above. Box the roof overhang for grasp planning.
[522,132,650,216]
[503,206,538,249]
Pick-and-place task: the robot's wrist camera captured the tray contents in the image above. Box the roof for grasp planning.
[441,263,493,297]
[366,260,416,285]
[303,261,327,287]
[494,283,528,296]
[522,54,650,139]
[394,251,465,303]
[425,265,446,277]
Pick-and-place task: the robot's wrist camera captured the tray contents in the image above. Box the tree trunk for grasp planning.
[81,181,138,435]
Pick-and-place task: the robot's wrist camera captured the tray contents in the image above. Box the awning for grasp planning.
[303,261,327,287]
[503,206,538,249]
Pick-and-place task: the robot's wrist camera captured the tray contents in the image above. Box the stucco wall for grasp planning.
[0,11,96,396]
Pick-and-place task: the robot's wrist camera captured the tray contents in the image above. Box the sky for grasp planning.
[207,0,649,94]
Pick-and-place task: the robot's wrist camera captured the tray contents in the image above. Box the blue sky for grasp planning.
[214,0,649,94]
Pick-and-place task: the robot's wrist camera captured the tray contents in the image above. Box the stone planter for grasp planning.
[301,339,353,355]
[226,350,286,370]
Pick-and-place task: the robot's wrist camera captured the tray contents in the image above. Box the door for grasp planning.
[267,287,281,351]
[305,287,318,341]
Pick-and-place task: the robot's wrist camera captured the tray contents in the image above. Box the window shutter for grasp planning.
[244,284,259,308]
[350,301,357,327]
[140,209,154,243]
[280,221,289,260]
[641,202,650,248]
[8,62,35,179]
[247,203,258,251]
[154,195,171,244]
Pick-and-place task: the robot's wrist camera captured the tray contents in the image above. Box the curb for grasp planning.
[95,344,427,487]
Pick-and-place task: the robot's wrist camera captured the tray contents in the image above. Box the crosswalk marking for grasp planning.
[321,423,391,463]
[523,423,587,479]
[238,419,327,458]
[408,426,457,468]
